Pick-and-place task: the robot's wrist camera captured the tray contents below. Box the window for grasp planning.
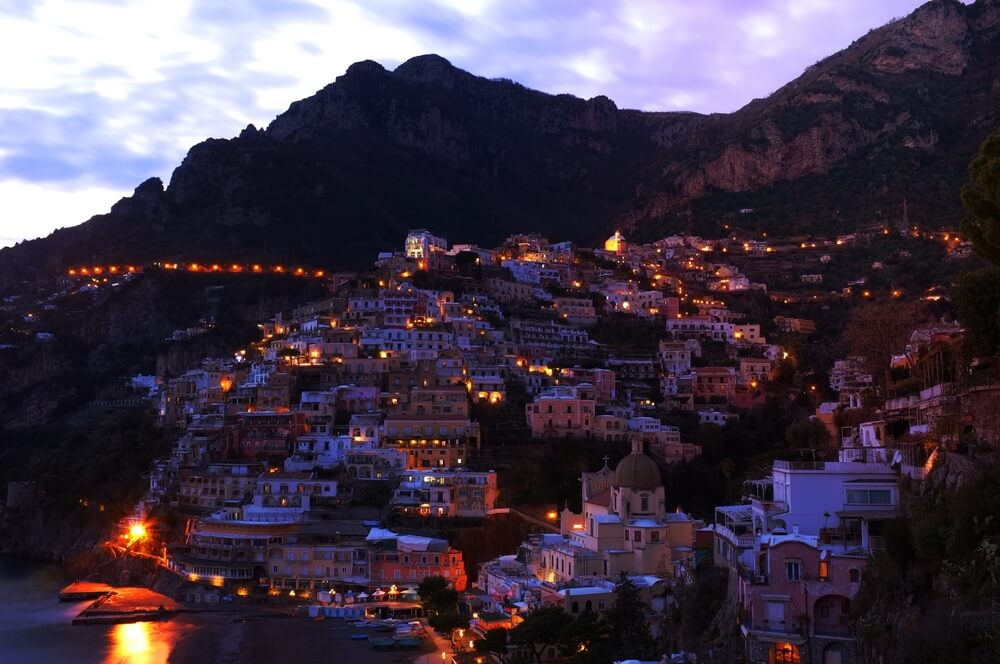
[767,600,785,625]
[849,568,861,583]
[624,530,629,541]
[846,488,892,505]
[785,560,801,581]
[651,531,660,543]
[640,494,649,511]
[818,560,829,580]
[634,530,642,543]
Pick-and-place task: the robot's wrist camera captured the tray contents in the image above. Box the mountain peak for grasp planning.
[344,59,386,77]
[393,54,465,88]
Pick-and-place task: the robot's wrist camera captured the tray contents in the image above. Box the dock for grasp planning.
[72,587,179,625]
[58,581,114,601]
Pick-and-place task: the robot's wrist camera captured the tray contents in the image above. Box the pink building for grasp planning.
[525,384,595,438]
[738,536,864,664]
[561,367,616,402]
[694,367,737,403]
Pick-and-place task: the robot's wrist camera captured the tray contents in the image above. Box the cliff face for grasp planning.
[1,0,998,283]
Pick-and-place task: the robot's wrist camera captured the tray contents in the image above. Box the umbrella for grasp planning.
[372,589,386,597]
[357,592,369,599]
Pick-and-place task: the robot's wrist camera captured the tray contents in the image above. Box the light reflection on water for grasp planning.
[108,622,174,664]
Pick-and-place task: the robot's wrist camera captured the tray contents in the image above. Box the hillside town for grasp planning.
[19,224,984,664]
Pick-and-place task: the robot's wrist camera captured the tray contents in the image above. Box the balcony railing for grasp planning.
[715,523,755,548]
[773,460,826,471]
[813,624,855,638]
[819,527,862,547]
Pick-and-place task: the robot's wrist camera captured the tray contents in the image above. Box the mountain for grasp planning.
[2,0,999,285]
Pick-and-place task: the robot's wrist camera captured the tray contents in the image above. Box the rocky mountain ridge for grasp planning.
[1,0,998,285]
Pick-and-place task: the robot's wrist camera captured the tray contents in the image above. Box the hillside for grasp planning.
[1,0,998,285]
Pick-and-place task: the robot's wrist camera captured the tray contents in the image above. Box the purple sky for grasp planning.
[0,0,932,248]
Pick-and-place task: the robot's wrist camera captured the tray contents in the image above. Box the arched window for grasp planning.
[571,601,579,613]
[641,494,649,512]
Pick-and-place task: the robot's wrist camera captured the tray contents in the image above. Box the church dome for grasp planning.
[613,440,661,491]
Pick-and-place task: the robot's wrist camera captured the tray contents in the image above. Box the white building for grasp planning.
[405,229,448,258]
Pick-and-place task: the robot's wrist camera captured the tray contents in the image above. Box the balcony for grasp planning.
[715,522,755,548]
[773,460,826,471]
[920,382,957,402]
[814,623,855,638]
[818,527,862,548]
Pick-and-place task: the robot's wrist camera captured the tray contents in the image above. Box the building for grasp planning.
[177,462,266,512]
[774,317,817,335]
[223,411,309,464]
[693,367,737,403]
[739,534,866,664]
[734,324,766,345]
[525,384,596,438]
[713,458,900,664]
[553,296,597,325]
[242,472,339,523]
[367,528,467,590]
[381,386,480,469]
[658,341,692,375]
[545,441,698,582]
[604,230,627,254]
[405,229,448,259]
[391,469,499,518]
[266,521,371,593]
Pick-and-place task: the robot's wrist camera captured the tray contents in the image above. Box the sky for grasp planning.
[0,0,929,249]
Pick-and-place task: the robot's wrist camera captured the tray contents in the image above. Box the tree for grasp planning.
[961,131,1000,266]
[558,610,612,663]
[784,417,831,451]
[842,298,929,396]
[428,612,469,632]
[474,627,509,663]
[954,268,1000,359]
[510,606,573,664]
[604,574,655,660]
[417,576,458,615]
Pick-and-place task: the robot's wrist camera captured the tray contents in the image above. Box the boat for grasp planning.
[370,637,397,651]
[396,637,423,650]
[349,633,369,641]
[313,613,326,622]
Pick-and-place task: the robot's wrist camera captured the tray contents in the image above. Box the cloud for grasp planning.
[0,0,927,248]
